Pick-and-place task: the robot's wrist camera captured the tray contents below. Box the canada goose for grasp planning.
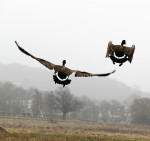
[15,41,115,87]
[106,40,135,66]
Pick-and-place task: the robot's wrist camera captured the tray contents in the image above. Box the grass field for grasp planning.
[0,117,150,141]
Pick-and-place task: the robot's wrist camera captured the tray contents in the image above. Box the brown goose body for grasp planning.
[54,65,73,76]
[106,41,135,64]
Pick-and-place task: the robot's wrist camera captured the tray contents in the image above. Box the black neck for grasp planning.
[121,40,126,46]
[62,60,66,67]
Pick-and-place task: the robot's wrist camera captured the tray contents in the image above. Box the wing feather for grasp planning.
[15,41,55,70]
[75,70,115,77]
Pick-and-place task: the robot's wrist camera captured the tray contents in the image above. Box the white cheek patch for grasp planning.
[114,52,126,59]
[55,72,69,81]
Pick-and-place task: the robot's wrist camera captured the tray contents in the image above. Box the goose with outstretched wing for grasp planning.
[15,41,115,87]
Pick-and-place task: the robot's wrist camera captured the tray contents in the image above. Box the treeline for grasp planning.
[0,81,150,125]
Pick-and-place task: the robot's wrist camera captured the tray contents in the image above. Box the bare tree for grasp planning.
[99,100,111,123]
[31,89,44,117]
[54,87,83,120]
[130,98,150,125]
[0,82,27,116]
[44,91,56,115]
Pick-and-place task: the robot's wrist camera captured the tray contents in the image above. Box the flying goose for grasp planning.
[15,41,115,87]
[106,40,135,66]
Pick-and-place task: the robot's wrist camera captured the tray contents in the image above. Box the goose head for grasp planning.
[121,40,126,46]
[62,60,66,67]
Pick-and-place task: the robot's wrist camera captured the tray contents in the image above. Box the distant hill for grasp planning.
[0,63,137,101]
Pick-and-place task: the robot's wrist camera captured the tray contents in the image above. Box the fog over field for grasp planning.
[0,63,149,101]
[1,0,150,97]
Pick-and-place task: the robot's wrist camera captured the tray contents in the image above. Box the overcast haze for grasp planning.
[0,0,150,93]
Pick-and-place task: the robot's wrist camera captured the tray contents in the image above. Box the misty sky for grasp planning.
[0,0,150,93]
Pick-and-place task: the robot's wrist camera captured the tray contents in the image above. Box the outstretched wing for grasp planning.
[15,41,55,70]
[15,41,116,78]
[74,70,116,77]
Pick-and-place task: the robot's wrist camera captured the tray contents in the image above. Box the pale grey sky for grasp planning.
[0,0,150,93]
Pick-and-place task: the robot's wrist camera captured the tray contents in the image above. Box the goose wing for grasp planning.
[74,70,116,77]
[15,41,55,70]
[15,41,116,77]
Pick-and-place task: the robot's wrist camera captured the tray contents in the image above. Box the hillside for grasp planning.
[0,63,135,101]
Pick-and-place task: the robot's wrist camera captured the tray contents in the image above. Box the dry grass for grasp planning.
[0,117,150,141]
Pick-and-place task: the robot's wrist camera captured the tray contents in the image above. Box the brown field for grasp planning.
[0,117,150,141]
